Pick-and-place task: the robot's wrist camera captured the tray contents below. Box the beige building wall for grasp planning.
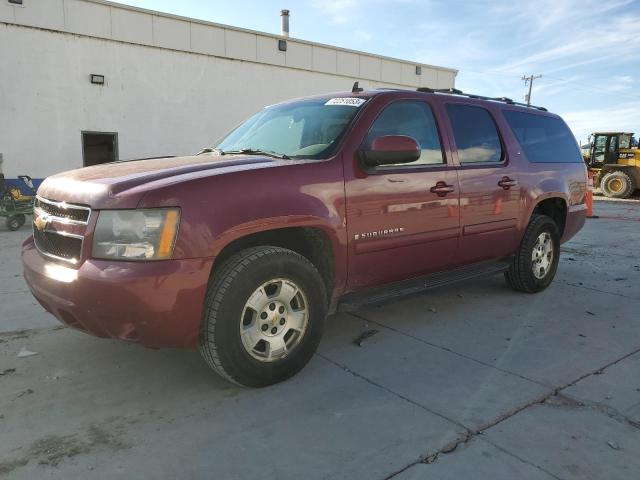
[0,0,456,178]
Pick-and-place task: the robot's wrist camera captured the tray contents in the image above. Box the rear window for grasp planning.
[502,111,582,163]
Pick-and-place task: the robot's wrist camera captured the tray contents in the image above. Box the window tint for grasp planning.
[502,110,583,163]
[446,104,503,164]
[367,101,443,166]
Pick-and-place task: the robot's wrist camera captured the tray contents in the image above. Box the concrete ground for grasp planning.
[1,200,639,480]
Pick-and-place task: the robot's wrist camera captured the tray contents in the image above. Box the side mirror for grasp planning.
[359,135,421,167]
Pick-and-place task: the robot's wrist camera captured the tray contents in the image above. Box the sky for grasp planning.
[121,0,640,144]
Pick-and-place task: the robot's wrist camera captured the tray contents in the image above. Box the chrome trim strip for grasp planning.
[42,228,84,240]
[35,195,92,225]
[33,207,89,226]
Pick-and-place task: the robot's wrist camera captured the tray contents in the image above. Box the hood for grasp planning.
[37,154,280,209]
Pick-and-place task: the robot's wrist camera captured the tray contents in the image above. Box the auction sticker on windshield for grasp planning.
[325,98,366,107]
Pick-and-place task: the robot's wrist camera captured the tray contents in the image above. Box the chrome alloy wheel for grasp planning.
[240,278,309,362]
[531,232,554,279]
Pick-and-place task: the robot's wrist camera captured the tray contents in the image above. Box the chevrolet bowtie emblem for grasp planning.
[34,214,49,232]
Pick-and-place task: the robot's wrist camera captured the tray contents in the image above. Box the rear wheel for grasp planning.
[601,171,634,199]
[505,214,560,293]
[199,246,326,387]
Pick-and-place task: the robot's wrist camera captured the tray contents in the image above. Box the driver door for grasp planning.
[344,99,460,290]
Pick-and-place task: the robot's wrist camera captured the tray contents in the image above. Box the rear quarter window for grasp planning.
[502,110,582,163]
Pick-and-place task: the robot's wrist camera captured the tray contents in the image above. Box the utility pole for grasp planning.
[521,74,542,105]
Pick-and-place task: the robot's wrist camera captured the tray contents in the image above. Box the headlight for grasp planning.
[92,208,180,261]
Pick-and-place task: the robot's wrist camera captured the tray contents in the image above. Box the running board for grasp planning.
[338,259,512,312]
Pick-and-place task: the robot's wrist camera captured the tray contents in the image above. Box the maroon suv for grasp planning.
[22,87,587,386]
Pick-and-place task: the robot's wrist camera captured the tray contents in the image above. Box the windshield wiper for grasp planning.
[196,147,225,156]
[221,148,290,160]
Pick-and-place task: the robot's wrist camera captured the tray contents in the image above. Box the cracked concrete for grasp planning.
[0,200,639,479]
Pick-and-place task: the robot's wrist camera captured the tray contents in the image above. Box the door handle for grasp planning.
[498,176,517,190]
[430,181,455,197]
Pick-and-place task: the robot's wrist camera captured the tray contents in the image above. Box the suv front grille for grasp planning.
[33,228,83,263]
[34,197,91,223]
[33,196,91,263]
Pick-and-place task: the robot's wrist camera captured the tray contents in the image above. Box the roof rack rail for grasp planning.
[416,87,547,111]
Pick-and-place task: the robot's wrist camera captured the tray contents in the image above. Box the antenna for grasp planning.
[352,81,363,93]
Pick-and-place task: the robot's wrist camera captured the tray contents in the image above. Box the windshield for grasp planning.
[212,97,367,159]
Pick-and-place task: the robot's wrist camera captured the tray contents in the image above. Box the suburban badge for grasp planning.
[354,227,404,241]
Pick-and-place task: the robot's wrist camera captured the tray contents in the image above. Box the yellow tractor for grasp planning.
[583,132,639,198]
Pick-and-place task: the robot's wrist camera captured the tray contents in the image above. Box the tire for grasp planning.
[199,246,327,387]
[16,214,26,227]
[6,215,21,231]
[505,214,560,293]
[601,171,635,199]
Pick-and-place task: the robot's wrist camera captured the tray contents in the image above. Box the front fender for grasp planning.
[136,158,347,259]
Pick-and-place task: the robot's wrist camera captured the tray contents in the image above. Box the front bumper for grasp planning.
[22,237,214,348]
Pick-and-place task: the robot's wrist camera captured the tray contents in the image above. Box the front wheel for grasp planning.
[505,214,560,293]
[199,246,327,387]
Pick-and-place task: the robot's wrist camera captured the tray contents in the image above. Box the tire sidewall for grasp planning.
[204,251,326,387]
[521,218,560,291]
[602,172,633,198]
[7,216,20,231]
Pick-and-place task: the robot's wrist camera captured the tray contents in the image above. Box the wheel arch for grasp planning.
[529,196,568,238]
[210,224,338,306]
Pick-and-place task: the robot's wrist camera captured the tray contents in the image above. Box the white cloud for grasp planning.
[307,0,418,24]
[495,2,640,75]
[312,0,358,24]
[491,0,635,33]
[354,29,372,41]
[561,102,640,143]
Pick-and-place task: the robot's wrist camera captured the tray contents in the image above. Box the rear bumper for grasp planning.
[22,237,214,348]
[561,204,587,244]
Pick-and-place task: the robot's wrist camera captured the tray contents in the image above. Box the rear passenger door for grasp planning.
[445,103,521,264]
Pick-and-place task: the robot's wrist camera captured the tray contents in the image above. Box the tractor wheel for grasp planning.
[6,215,21,231]
[601,171,635,199]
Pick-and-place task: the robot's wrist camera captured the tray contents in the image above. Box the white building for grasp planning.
[0,0,457,185]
